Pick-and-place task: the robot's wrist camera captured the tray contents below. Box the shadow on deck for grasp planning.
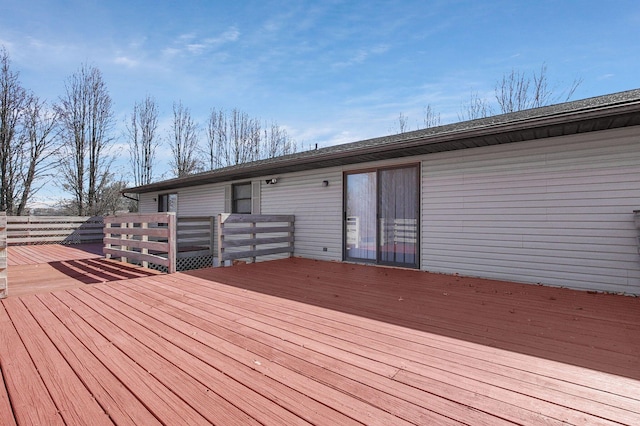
[6,244,161,298]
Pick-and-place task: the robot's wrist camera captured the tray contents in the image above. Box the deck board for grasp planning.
[6,244,160,298]
[0,251,639,425]
[0,303,65,426]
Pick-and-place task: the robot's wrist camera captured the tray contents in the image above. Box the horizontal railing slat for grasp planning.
[218,214,294,266]
[103,247,170,267]
[103,237,170,252]
[103,213,177,273]
[5,216,104,245]
[220,246,293,262]
[221,235,293,249]
[221,225,294,236]
[220,214,294,224]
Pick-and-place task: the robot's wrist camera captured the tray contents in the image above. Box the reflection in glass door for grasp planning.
[379,167,418,266]
[345,172,377,261]
[344,165,419,268]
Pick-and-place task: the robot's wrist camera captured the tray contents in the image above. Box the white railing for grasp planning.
[103,213,177,273]
[6,216,104,245]
[217,214,294,266]
[380,218,418,245]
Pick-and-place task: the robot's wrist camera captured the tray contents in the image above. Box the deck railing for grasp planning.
[177,216,215,256]
[217,214,294,266]
[6,216,104,245]
[0,212,7,298]
[103,213,177,273]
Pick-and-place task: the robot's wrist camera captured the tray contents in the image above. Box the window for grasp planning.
[232,183,252,214]
[157,193,177,213]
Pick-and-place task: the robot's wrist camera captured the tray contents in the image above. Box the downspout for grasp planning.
[121,192,139,202]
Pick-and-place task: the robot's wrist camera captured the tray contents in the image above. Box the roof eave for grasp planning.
[124,98,640,194]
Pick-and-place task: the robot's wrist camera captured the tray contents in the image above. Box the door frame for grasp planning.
[343,163,420,268]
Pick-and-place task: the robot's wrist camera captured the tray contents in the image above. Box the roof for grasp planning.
[126,88,640,194]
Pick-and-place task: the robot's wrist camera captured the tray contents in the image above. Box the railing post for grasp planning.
[167,212,176,274]
[289,217,295,258]
[217,214,225,267]
[0,212,7,299]
[250,220,257,264]
[209,216,215,255]
[104,220,112,259]
[120,221,128,263]
[141,221,149,269]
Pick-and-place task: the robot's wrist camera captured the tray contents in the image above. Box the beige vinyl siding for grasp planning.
[138,193,157,214]
[261,168,343,261]
[175,185,225,217]
[421,127,640,294]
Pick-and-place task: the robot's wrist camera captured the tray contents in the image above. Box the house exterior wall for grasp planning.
[136,126,640,294]
[421,127,640,294]
[261,167,343,262]
[138,193,157,214]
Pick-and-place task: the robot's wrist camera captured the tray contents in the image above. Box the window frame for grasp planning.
[157,193,178,213]
[232,182,253,214]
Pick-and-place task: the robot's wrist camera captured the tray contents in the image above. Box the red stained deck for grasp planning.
[0,246,639,425]
[6,244,160,298]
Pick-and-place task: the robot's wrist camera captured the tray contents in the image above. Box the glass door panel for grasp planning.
[345,172,377,261]
[379,167,418,267]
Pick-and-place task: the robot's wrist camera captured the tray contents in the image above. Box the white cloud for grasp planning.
[164,27,240,57]
[332,44,389,68]
[114,56,138,68]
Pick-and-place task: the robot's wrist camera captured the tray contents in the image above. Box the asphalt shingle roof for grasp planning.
[126,88,640,194]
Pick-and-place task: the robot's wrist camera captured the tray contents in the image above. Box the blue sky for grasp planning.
[1,0,639,205]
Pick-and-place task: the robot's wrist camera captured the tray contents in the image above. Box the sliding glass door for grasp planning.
[345,172,377,261]
[344,165,419,268]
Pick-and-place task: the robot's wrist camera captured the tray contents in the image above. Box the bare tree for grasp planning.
[128,95,159,186]
[205,108,297,169]
[95,177,130,215]
[496,63,583,113]
[396,112,410,134]
[0,47,59,215]
[56,64,114,216]
[262,120,295,159]
[458,91,494,121]
[15,96,60,215]
[169,101,201,177]
[0,47,28,214]
[205,107,225,169]
[423,104,441,128]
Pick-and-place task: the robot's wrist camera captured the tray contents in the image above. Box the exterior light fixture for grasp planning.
[265,178,277,184]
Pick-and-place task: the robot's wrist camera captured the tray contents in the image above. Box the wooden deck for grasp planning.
[0,251,639,425]
[6,244,160,298]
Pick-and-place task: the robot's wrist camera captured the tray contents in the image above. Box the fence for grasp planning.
[0,212,7,298]
[217,214,294,266]
[5,216,104,245]
[103,213,177,273]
